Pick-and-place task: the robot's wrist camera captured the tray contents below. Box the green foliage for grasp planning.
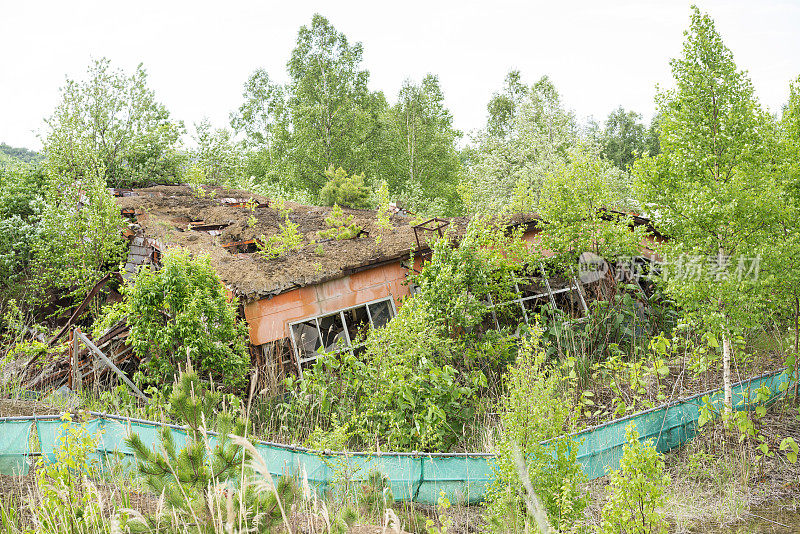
[531,144,645,275]
[43,58,184,188]
[0,163,46,304]
[425,491,454,534]
[0,142,43,164]
[380,75,463,215]
[485,329,587,532]
[126,370,299,532]
[233,15,385,199]
[599,423,670,534]
[35,413,106,533]
[230,15,467,213]
[257,209,305,258]
[318,204,363,240]
[467,75,576,213]
[33,172,125,306]
[409,215,528,336]
[279,216,536,451]
[634,6,780,412]
[596,106,659,171]
[282,320,485,451]
[126,249,250,388]
[189,119,245,187]
[320,167,372,209]
[374,179,393,233]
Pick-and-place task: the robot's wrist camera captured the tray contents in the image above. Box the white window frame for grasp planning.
[288,296,397,376]
[486,266,590,332]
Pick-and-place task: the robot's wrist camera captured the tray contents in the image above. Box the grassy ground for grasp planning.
[582,396,800,533]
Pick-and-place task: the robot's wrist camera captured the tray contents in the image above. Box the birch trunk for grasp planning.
[718,241,732,414]
[722,331,732,415]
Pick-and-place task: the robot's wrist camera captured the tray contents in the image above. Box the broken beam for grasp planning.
[75,329,148,403]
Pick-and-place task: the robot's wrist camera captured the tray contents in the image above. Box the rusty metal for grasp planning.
[221,238,262,254]
[188,221,232,236]
[412,218,450,249]
[220,197,269,209]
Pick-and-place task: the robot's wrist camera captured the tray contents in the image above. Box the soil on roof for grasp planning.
[116,185,468,302]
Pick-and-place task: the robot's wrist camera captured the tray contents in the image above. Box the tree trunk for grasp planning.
[718,241,732,414]
[794,294,799,398]
[722,331,732,415]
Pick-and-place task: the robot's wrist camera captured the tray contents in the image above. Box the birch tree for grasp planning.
[635,6,777,413]
[466,75,577,213]
[43,58,184,188]
[379,75,462,215]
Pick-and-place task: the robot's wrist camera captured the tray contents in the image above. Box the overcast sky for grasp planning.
[1,0,798,151]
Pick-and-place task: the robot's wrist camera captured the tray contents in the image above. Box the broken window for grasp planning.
[484,266,590,333]
[291,319,322,364]
[368,300,393,329]
[318,312,346,352]
[289,297,397,374]
[343,306,370,344]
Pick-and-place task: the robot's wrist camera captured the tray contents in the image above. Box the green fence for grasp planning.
[0,369,791,504]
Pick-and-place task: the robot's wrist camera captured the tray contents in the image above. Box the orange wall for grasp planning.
[244,261,412,345]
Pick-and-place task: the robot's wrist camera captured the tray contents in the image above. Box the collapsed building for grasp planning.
[115,186,659,380]
[20,184,659,394]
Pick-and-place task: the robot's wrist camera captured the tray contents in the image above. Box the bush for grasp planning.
[126,370,298,531]
[484,328,587,533]
[319,167,372,209]
[280,301,486,452]
[126,249,250,388]
[599,423,670,534]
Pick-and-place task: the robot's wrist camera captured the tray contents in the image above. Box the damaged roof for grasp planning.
[116,185,487,302]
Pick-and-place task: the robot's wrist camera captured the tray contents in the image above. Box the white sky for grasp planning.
[1,0,798,151]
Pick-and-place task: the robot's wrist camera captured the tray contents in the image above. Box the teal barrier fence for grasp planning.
[0,368,792,504]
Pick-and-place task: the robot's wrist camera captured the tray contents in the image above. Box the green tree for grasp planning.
[0,143,44,165]
[43,58,184,188]
[0,163,46,313]
[634,6,778,412]
[189,119,244,187]
[379,75,463,215]
[532,144,645,275]
[599,424,670,534]
[33,170,126,304]
[319,166,372,208]
[763,75,800,391]
[484,328,586,532]
[287,14,386,194]
[467,75,577,213]
[126,249,250,388]
[127,370,298,532]
[486,70,529,139]
[232,15,386,200]
[598,106,648,171]
[230,68,288,189]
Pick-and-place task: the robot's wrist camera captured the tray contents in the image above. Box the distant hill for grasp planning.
[0,143,44,164]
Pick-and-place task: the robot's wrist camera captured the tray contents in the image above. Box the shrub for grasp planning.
[34,412,106,533]
[484,328,587,533]
[599,423,670,534]
[126,249,250,388]
[319,167,372,209]
[126,370,298,531]
[257,200,304,259]
[318,204,363,240]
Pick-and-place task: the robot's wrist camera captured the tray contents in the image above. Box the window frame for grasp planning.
[486,264,590,332]
[288,296,397,375]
